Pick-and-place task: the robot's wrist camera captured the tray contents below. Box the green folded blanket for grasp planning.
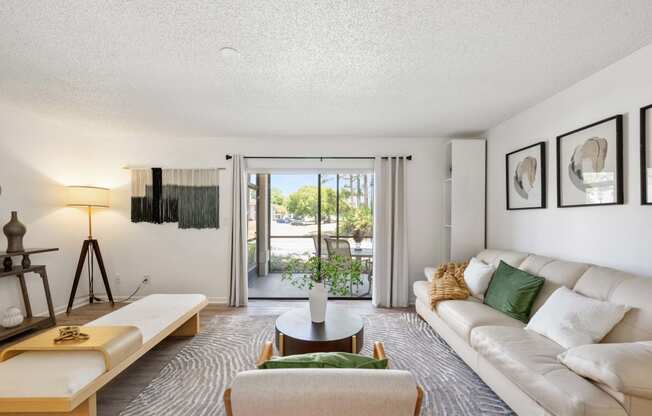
[257,351,388,370]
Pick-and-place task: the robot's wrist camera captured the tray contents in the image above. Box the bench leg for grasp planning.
[170,313,200,337]
[5,394,97,416]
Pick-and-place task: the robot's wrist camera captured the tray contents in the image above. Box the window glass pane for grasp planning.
[338,173,374,238]
[248,174,257,187]
[247,187,257,241]
[247,240,257,270]
[247,185,257,271]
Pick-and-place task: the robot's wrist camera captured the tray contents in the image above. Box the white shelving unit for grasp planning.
[441,139,486,262]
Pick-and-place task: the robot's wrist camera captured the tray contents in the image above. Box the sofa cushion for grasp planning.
[605,277,652,343]
[413,280,431,302]
[471,326,627,416]
[476,249,529,268]
[575,266,652,343]
[558,341,652,399]
[519,255,590,315]
[436,299,523,342]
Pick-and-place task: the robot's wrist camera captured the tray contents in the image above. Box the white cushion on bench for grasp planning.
[0,294,207,398]
[88,294,207,342]
[0,351,105,398]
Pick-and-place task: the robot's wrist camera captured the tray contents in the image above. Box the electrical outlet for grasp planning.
[115,274,121,285]
[143,275,151,285]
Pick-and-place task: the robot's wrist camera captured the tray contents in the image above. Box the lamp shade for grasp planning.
[66,186,110,207]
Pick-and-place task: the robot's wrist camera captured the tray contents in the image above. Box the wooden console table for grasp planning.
[0,248,58,342]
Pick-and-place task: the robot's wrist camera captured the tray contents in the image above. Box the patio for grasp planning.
[248,271,372,299]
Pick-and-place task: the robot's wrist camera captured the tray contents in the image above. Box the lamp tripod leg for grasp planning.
[66,240,91,314]
[92,240,114,306]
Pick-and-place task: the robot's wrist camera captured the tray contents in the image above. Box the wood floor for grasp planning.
[2,300,412,416]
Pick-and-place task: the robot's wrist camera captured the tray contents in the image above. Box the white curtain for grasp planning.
[229,155,248,307]
[372,156,409,307]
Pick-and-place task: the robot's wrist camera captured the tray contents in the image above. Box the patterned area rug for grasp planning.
[120,312,515,416]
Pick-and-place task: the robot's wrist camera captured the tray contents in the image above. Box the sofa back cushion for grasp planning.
[574,266,652,343]
[476,249,529,268]
[520,255,590,316]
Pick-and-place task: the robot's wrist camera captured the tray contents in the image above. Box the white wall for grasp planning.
[0,101,447,315]
[487,43,652,276]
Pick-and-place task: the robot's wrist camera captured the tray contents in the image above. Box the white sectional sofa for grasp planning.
[414,249,652,416]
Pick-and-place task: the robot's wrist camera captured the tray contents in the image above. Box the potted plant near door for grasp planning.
[340,207,372,251]
[281,255,362,322]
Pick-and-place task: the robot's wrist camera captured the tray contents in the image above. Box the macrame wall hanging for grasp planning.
[131,168,219,229]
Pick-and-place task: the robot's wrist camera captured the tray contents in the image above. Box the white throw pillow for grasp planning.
[525,286,630,349]
[558,341,652,399]
[463,257,495,299]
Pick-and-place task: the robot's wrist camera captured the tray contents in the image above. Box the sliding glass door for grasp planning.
[247,172,374,299]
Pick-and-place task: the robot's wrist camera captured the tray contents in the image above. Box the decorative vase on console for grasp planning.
[3,211,26,253]
[1,306,24,328]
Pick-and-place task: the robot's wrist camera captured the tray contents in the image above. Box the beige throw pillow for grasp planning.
[558,341,652,399]
[429,262,469,308]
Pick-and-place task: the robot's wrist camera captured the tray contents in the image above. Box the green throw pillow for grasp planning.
[484,260,545,323]
[257,352,388,370]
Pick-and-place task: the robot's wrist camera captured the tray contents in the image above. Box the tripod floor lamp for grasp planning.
[65,186,115,314]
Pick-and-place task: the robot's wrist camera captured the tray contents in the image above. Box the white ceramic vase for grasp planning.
[1,306,24,328]
[309,282,328,323]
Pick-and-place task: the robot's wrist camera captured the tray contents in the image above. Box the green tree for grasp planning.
[339,206,373,236]
[286,186,337,221]
[271,187,285,206]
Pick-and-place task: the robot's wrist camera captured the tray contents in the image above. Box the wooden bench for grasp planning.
[0,294,208,416]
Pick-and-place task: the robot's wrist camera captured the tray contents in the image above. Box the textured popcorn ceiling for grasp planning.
[1,1,652,137]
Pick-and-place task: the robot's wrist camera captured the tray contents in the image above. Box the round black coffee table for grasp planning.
[275,306,364,356]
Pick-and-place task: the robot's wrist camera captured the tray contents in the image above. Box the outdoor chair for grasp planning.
[325,238,373,297]
[312,233,332,258]
[324,237,353,260]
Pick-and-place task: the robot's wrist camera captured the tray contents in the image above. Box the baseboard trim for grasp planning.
[113,295,228,305]
[33,296,89,317]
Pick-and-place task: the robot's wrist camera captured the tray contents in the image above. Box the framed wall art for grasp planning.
[556,115,623,208]
[506,141,546,210]
[641,104,652,205]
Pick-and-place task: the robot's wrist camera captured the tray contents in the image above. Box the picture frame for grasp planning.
[641,104,652,205]
[556,115,623,208]
[505,141,546,210]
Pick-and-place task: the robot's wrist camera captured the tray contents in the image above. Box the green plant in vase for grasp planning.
[281,255,363,322]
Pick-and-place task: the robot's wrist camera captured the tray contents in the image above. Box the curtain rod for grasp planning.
[224,155,412,161]
[121,165,227,170]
